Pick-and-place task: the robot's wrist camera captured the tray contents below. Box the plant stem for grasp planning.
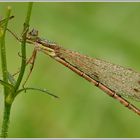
[0,6,12,138]
[1,3,33,138]
[0,103,12,138]
[0,6,11,97]
[14,2,33,92]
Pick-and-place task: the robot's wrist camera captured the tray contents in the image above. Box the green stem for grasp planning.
[0,103,12,138]
[1,3,33,138]
[14,2,33,92]
[0,7,12,138]
[0,6,11,97]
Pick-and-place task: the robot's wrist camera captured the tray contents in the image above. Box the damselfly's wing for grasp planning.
[57,48,140,101]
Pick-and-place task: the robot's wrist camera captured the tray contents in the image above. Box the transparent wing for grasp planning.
[58,48,140,101]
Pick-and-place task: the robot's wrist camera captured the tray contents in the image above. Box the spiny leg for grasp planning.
[22,49,37,88]
[12,52,26,76]
[7,28,22,42]
[12,48,37,89]
[12,50,37,77]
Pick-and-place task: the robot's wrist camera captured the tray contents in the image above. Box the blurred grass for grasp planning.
[0,2,140,138]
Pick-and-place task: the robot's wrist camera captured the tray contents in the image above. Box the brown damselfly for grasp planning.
[9,28,140,117]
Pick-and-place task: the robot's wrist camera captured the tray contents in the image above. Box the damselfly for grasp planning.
[10,28,140,116]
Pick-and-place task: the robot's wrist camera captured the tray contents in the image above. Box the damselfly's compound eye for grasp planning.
[27,29,39,41]
[29,29,38,36]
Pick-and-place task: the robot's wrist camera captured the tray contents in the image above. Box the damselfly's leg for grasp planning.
[12,48,37,89]
[22,48,37,88]
[7,28,22,42]
[12,49,37,76]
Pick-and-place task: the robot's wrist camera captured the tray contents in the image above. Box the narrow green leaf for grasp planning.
[0,16,14,26]
[17,87,59,98]
[0,79,14,91]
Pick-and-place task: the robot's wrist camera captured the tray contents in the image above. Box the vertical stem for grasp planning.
[0,7,12,138]
[0,6,11,96]
[1,2,33,138]
[0,103,12,138]
[14,2,33,92]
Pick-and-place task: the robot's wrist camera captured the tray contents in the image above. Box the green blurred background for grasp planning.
[1,2,140,138]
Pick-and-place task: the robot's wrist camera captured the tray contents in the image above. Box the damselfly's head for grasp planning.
[27,29,39,41]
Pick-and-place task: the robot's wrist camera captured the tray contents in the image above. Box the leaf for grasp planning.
[0,16,14,26]
[17,87,59,98]
[0,79,15,91]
